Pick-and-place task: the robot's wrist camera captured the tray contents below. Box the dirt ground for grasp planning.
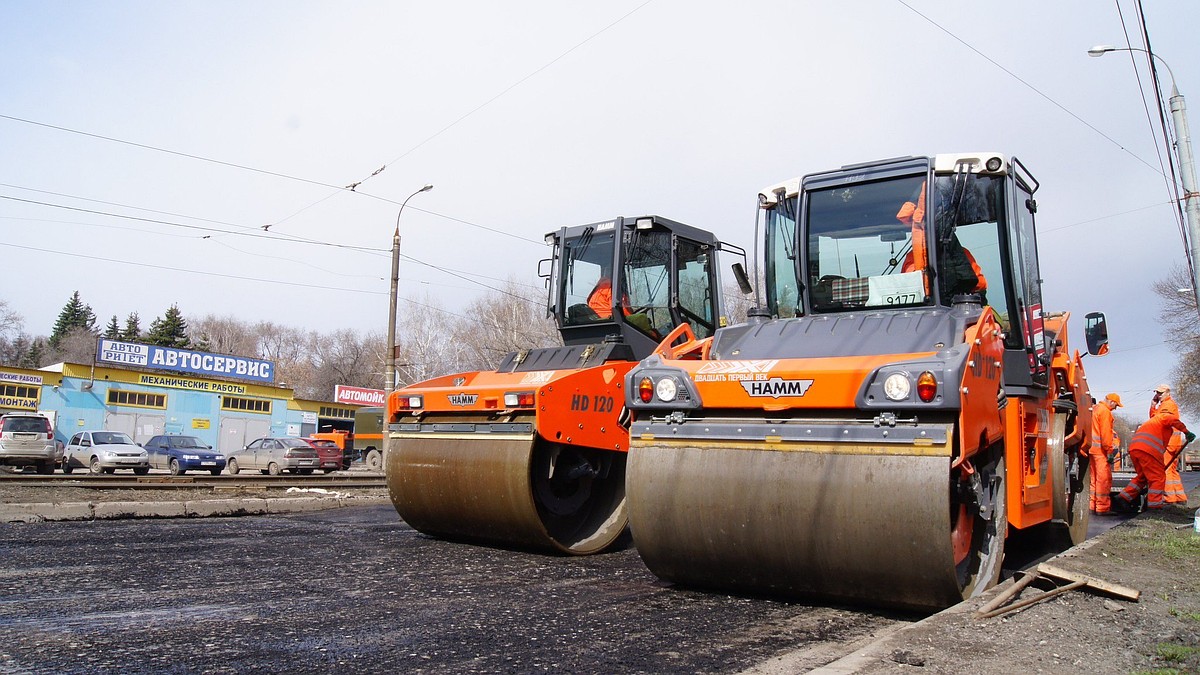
[838,498,1200,675]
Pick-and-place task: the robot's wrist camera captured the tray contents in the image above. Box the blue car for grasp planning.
[145,434,226,476]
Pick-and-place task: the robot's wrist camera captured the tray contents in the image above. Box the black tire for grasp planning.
[210,468,222,476]
[102,468,115,475]
[227,458,240,475]
[89,457,103,475]
[365,449,382,471]
[36,461,54,475]
[169,459,184,476]
[298,468,314,475]
[268,462,282,476]
[323,469,336,474]
[133,466,149,476]
[62,461,74,475]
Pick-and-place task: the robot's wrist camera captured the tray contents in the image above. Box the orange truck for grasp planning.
[385,216,743,554]
[623,153,1108,610]
[310,406,386,470]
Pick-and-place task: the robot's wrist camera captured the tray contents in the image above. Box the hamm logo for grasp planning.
[448,393,479,406]
[740,378,814,399]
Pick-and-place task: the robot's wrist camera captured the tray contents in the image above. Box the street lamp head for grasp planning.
[1088,45,1116,58]
[419,184,433,193]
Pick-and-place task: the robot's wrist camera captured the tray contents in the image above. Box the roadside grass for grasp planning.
[1169,608,1200,622]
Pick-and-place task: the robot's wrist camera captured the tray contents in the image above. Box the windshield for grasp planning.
[94,432,135,445]
[559,228,616,326]
[806,174,933,312]
[170,436,207,449]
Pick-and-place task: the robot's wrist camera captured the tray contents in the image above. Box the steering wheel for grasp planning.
[818,275,846,283]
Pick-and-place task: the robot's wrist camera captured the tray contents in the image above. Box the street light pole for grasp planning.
[1090,45,1200,299]
[384,183,433,468]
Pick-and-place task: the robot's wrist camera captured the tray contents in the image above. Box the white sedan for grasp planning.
[62,430,150,475]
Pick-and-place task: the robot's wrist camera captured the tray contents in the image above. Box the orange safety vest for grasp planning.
[1090,402,1116,455]
[587,278,613,319]
[1131,398,1189,458]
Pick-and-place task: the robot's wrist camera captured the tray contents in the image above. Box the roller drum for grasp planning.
[387,415,628,555]
[627,435,1000,611]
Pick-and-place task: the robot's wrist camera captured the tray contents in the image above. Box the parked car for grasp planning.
[1185,443,1200,472]
[144,434,226,476]
[0,412,57,474]
[62,431,150,475]
[226,437,319,476]
[302,437,343,474]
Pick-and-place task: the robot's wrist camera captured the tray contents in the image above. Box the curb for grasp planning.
[0,496,392,523]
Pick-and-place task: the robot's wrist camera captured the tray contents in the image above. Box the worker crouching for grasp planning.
[1116,384,1193,511]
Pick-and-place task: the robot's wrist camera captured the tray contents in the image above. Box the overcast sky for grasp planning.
[2,1,1198,415]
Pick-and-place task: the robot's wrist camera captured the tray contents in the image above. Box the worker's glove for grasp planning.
[1106,451,1117,464]
[1186,431,1197,445]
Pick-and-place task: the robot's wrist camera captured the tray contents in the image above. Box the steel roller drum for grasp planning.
[387,415,628,555]
[627,430,985,610]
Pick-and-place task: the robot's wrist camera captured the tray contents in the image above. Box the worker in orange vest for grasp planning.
[1164,431,1189,505]
[1089,393,1122,515]
[1116,384,1194,511]
[587,277,614,319]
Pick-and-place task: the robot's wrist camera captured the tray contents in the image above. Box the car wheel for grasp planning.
[102,468,115,475]
[62,461,74,475]
[268,462,281,476]
[210,468,222,476]
[89,457,103,475]
[169,459,183,476]
[323,469,336,474]
[36,461,55,475]
[133,466,149,476]
[227,458,240,475]
[298,468,314,475]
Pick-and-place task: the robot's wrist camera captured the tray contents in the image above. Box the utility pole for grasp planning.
[384,184,433,472]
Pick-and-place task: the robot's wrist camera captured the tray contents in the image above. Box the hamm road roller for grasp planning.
[624,153,1109,610]
[386,215,742,554]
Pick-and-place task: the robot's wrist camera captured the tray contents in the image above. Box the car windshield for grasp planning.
[170,437,207,449]
[93,432,135,445]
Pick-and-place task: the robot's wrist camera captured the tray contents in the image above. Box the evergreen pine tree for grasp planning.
[49,291,97,349]
[146,305,190,349]
[103,315,121,339]
[120,312,142,342]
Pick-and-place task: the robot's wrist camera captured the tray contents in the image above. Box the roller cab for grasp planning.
[387,215,733,554]
[625,154,1107,609]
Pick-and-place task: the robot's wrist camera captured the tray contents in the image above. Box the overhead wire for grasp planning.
[893,0,1163,176]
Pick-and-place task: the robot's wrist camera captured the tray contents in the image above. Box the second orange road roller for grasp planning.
[385,215,744,554]
[623,153,1109,610]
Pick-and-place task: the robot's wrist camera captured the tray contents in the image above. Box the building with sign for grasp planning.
[24,360,358,458]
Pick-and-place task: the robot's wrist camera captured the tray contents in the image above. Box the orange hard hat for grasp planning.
[1105,393,1123,407]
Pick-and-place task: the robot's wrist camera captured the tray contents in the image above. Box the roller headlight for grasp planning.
[883,373,911,401]
[655,377,678,402]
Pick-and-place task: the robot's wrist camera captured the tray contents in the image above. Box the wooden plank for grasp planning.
[1037,563,1140,602]
[975,571,1039,617]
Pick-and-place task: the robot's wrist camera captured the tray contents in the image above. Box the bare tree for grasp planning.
[190,314,260,356]
[395,294,474,386]
[309,328,381,399]
[455,278,559,371]
[48,327,99,365]
[1152,265,1200,416]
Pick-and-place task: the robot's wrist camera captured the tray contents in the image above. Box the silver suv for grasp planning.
[0,413,57,474]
